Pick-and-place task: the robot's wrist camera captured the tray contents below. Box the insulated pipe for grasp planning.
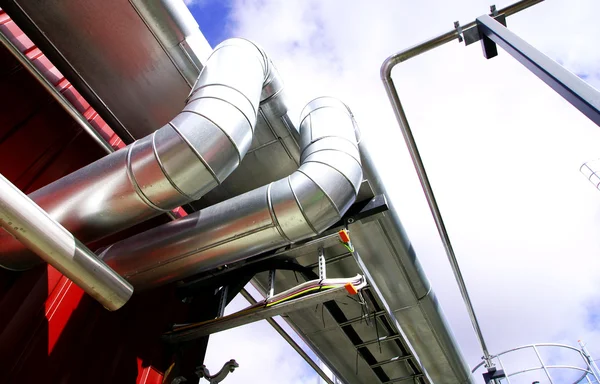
[100,97,363,290]
[0,174,133,311]
[0,38,273,271]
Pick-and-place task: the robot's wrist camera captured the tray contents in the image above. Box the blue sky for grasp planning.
[186,1,231,47]
[185,1,600,383]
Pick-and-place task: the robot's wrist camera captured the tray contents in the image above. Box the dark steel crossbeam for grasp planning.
[337,310,386,327]
[382,373,425,384]
[370,355,413,369]
[306,251,352,269]
[476,14,600,127]
[164,286,351,342]
[354,334,402,349]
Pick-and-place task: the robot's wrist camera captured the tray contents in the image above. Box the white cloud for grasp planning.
[204,0,600,382]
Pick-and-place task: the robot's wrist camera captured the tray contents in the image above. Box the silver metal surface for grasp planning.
[0,27,113,154]
[129,0,212,87]
[3,0,301,214]
[196,70,302,209]
[0,174,133,311]
[4,0,302,213]
[100,97,363,290]
[239,288,336,384]
[165,286,352,342]
[380,0,543,374]
[0,38,271,270]
[359,149,471,383]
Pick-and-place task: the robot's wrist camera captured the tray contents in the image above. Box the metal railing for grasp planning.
[471,343,600,384]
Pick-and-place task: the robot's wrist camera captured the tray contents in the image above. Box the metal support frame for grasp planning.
[164,286,352,343]
[472,343,600,383]
[380,0,543,367]
[318,248,326,281]
[0,174,133,310]
[475,14,600,127]
[247,238,423,384]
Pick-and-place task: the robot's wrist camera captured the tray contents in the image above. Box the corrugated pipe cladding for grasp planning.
[0,38,279,271]
[101,97,363,290]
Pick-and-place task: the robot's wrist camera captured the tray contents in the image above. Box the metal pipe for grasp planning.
[380,0,543,366]
[239,288,336,384]
[100,97,363,290]
[0,38,276,271]
[0,29,114,154]
[0,174,133,311]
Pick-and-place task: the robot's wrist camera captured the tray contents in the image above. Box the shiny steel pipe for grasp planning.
[100,97,363,290]
[0,174,133,311]
[0,38,274,271]
[380,0,543,371]
[259,58,302,161]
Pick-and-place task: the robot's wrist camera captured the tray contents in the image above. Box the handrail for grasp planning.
[380,0,543,366]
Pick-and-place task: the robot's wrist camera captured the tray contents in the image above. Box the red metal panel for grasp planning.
[0,10,193,383]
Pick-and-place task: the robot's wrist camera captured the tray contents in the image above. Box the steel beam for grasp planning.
[476,14,600,127]
[164,286,351,342]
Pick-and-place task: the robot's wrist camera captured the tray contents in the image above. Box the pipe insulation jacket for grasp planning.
[0,38,279,271]
[100,97,363,290]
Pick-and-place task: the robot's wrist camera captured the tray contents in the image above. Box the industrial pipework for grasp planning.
[100,97,363,290]
[0,174,133,311]
[0,38,284,271]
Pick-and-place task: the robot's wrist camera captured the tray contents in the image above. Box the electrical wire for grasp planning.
[168,274,366,334]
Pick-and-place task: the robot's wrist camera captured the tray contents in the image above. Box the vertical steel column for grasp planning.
[476,14,600,127]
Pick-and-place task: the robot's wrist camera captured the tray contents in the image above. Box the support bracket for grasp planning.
[164,285,359,343]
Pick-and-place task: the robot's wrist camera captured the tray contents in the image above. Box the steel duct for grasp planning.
[0,38,277,271]
[100,97,363,290]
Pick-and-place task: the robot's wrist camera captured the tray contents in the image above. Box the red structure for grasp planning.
[0,10,190,383]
